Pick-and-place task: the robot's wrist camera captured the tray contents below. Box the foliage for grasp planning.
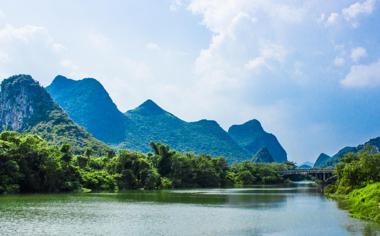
[0,131,80,193]
[333,151,380,194]
[230,161,290,185]
[326,151,380,223]
[0,132,294,194]
[347,183,380,223]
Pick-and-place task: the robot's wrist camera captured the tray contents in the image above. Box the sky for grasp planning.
[0,0,380,163]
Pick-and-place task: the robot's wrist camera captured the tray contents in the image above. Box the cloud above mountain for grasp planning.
[0,0,379,162]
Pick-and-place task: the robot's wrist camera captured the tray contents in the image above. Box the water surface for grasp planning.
[0,182,379,235]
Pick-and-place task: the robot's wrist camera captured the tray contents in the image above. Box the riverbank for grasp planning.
[328,183,380,223]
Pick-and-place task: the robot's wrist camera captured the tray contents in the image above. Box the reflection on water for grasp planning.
[0,182,378,236]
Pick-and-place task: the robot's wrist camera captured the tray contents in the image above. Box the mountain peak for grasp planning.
[228,119,264,135]
[242,119,264,132]
[228,118,287,163]
[194,119,219,126]
[313,153,331,168]
[1,74,57,131]
[50,76,104,90]
[132,99,167,115]
[53,74,71,81]
[2,74,37,87]
[47,75,128,143]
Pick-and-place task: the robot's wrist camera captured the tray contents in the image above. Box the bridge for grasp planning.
[278,168,336,182]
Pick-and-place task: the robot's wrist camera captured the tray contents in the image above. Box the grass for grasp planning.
[347,183,380,223]
[329,183,380,223]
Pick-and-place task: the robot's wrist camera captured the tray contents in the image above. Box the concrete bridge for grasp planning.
[278,168,336,182]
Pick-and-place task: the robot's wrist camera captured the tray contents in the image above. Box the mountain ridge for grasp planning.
[47,75,288,163]
[314,137,380,167]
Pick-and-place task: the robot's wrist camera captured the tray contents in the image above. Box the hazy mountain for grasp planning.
[228,119,287,163]
[0,74,109,155]
[313,153,331,168]
[314,137,380,167]
[297,161,313,169]
[252,147,274,163]
[47,75,129,144]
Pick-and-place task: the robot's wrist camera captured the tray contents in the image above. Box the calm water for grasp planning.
[0,182,378,236]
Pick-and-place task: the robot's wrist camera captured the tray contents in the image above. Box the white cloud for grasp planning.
[245,43,287,72]
[322,0,377,27]
[170,0,184,11]
[334,57,345,67]
[326,12,339,25]
[342,0,376,21]
[145,42,161,51]
[341,59,380,88]
[188,0,305,33]
[350,47,367,62]
[188,0,302,86]
[0,24,68,84]
[0,24,47,44]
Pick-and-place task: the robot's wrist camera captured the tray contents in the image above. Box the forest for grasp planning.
[0,131,295,194]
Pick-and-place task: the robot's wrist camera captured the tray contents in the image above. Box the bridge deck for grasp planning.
[278,169,335,175]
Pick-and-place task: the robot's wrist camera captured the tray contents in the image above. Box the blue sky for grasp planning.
[0,0,380,163]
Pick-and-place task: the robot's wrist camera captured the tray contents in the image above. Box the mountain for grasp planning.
[47,76,288,163]
[47,75,129,144]
[252,147,274,163]
[228,119,287,163]
[122,100,250,162]
[313,153,331,168]
[297,161,313,169]
[47,77,251,162]
[0,74,109,155]
[314,137,380,168]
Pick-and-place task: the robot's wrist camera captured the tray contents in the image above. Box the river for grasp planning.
[0,182,378,235]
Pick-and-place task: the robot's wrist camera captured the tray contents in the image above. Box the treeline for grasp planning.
[325,148,380,223]
[0,131,295,194]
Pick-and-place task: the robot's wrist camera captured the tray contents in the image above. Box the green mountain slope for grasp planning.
[252,147,274,163]
[0,75,109,155]
[46,76,289,163]
[122,100,250,162]
[47,75,129,144]
[228,119,287,163]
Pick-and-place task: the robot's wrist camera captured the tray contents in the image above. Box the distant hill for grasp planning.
[0,75,109,155]
[122,100,250,162]
[47,75,130,144]
[297,161,313,169]
[252,147,274,163]
[314,137,380,168]
[313,153,331,168]
[228,119,287,163]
